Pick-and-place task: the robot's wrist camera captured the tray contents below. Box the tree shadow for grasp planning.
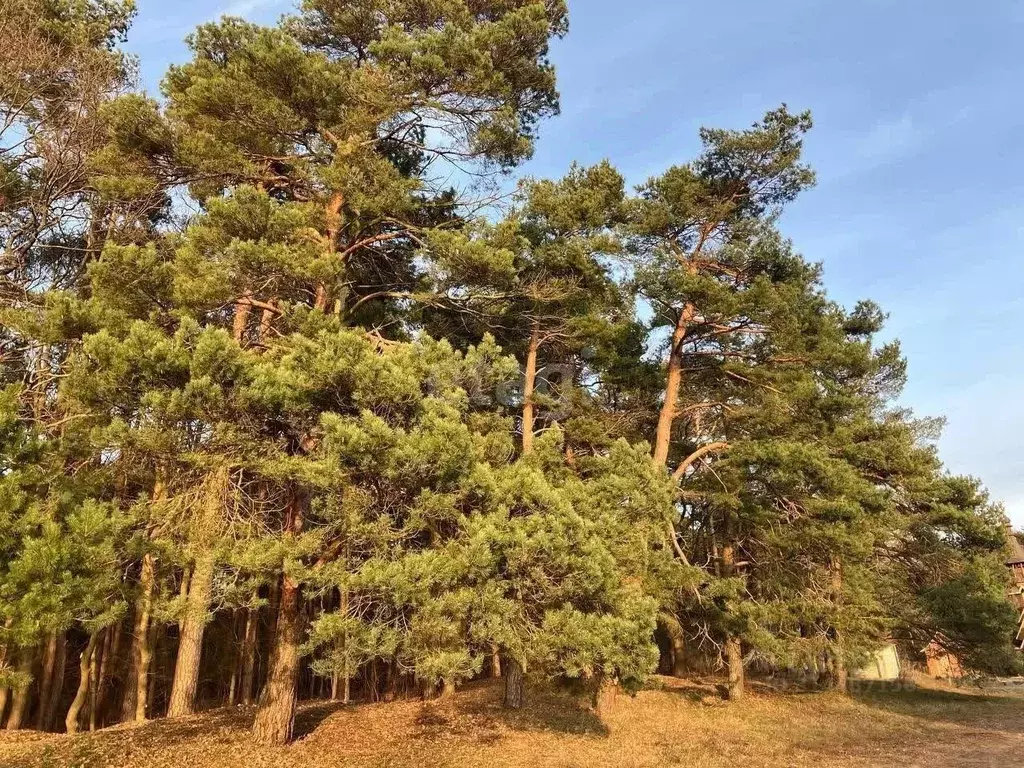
[494,694,609,738]
[853,685,1024,734]
[414,682,610,740]
[292,700,349,739]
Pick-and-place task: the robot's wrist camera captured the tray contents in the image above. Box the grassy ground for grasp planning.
[1,676,1022,768]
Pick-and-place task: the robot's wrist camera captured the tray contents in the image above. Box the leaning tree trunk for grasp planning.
[503,659,524,709]
[652,302,696,468]
[5,649,34,730]
[167,549,216,717]
[88,631,101,731]
[252,572,303,745]
[521,320,541,454]
[66,631,100,735]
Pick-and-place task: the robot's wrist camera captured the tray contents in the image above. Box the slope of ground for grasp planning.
[1,677,1022,768]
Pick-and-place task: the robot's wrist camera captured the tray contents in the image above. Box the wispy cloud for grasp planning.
[213,0,289,21]
[856,113,920,162]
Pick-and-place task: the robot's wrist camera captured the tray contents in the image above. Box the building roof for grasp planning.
[1007,531,1024,566]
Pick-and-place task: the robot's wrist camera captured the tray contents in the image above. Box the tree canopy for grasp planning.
[0,0,1018,745]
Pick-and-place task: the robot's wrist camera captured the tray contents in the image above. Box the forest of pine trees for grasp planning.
[0,0,1019,747]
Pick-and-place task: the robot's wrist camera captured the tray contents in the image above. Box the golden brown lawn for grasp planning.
[1,676,1022,768]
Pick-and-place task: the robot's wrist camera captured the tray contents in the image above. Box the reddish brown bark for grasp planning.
[314,193,345,311]
[233,297,252,343]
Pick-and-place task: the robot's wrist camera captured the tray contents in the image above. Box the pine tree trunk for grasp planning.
[88,632,101,731]
[591,672,617,715]
[228,611,241,706]
[233,298,252,343]
[666,621,687,677]
[725,635,744,701]
[35,632,59,731]
[721,531,744,702]
[829,559,848,693]
[0,631,9,722]
[240,608,258,706]
[43,633,67,731]
[66,632,100,735]
[384,660,398,703]
[252,573,303,745]
[503,659,524,709]
[167,549,216,717]
[491,647,502,679]
[96,622,120,727]
[5,649,34,730]
[522,320,541,454]
[652,303,695,468]
[123,473,165,723]
[127,552,157,722]
[315,192,345,312]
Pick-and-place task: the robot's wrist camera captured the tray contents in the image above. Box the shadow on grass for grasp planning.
[418,682,610,739]
[853,685,1024,733]
[293,700,350,740]
[494,694,609,738]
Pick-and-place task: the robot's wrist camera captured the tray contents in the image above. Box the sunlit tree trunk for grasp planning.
[652,303,696,468]
[721,535,744,701]
[167,549,216,717]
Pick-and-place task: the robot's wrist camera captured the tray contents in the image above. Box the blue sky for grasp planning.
[126,1,1024,523]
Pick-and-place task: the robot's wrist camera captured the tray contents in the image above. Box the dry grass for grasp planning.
[1,676,1022,768]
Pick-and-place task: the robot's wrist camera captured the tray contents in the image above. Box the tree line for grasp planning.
[0,0,1018,746]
